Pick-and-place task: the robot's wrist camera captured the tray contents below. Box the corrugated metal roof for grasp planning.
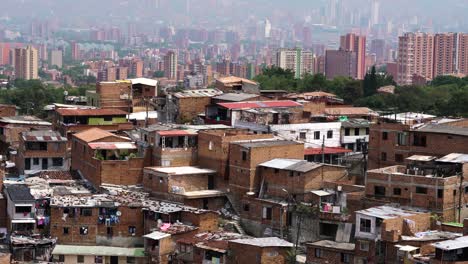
[213,93,259,102]
[356,206,420,219]
[22,130,67,142]
[143,231,170,240]
[174,89,223,98]
[406,155,437,162]
[216,76,258,85]
[145,166,216,175]
[436,153,468,164]
[259,158,323,172]
[218,100,301,110]
[311,190,332,197]
[130,78,157,87]
[230,237,293,248]
[307,240,355,251]
[433,236,468,250]
[416,124,468,137]
[52,245,145,257]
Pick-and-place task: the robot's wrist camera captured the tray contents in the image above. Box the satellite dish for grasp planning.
[116,211,122,216]
[63,91,69,96]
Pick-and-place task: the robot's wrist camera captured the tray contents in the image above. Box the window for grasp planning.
[344,128,350,136]
[103,116,113,122]
[355,128,360,136]
[382,132,388,140]
[33,158,39,165]
[359,241,370,251]
[381,152,387,161]
[314,131,320,140]
[26,142,47,151]
[128,226,136,235]
[52,158,63,167]
[262,207,272,220]
[80,226,88,235]
[289,171,294,177]
[395,154,404,162]
[15,206,31,214]
[95,256,103,264]
[299,132,306,140]
[63,227,69,235]
[314,248,322,258]
[360,218,371,233]
[25,158,31,170]
[242,151,247,161]
[274,169,279,174]
[374,186,386,196]
[58,255,65,262]
[208,141,213,150]
[453,190,457,196]
[413,134,427,147]
[416,187,428,194]
[327,130,333,139]
[107,227,113,237]
[465,186,468,194]
[77,255,84,263]
[393,188,402,196]
[127,257,136,264]
[396,132,408,146]
[341,253,351,263]
[366,128,370,135]
[80,208,93,217]
[438,189,444,198]
[243,204,250,211]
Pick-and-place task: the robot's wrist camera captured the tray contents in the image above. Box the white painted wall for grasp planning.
[270,122,342,148]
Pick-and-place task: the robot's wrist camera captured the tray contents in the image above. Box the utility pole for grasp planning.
[458,170,464,223]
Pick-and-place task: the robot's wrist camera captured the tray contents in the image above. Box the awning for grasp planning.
[396,245,419,252]
[157,130,197,137]
[12,219,36,224]
[88,142,137,150]
[143,231,170,240]
[52,245,145,257]
[304,147,353,156]
[311,190,332,197]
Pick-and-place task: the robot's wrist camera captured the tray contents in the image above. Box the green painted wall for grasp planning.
[88,117,127,125]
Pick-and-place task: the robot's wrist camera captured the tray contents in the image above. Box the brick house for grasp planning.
[171,89,223,123]
[50,194,146,264]
[365,154,468,222]
[226,237,293,264]
[0,104,18,117]
[86,78,158,113]
[4,184,36,233]
[368,118,468,170]
[143,166,226,210]
[152,129,198,167]
[175,231,250,264]
[204,100,304,127]
[354,206,432,264]
[54,108,133,139]
[214,76,260,94]
[306,240,355,264]
[17,130,68,175]
[197,129,274,190]
[0,116,51,154]
[71,128,144,187]
[228,140,304,198]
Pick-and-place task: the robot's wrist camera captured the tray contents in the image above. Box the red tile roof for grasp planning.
[217,100,302,110]
[304,147,353,156]
[56,108,128,116]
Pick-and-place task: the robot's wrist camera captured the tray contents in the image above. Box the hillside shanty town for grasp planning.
[0,77,467,264]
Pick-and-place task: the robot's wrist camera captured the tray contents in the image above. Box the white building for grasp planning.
[270,122,342,148]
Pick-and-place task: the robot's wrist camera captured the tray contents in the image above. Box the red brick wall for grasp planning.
[177,97,212,123]
[306,245,354,264]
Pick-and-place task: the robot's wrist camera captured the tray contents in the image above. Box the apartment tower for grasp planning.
[14,46,38,80]
[339,33,366,79]
[397,32,434,85]
[164,51,178,80]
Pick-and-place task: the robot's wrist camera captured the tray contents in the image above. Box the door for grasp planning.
[110,256,118,264]
[42,158,48,170]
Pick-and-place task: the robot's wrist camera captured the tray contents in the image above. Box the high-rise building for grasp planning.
[14,46,38,80]
[397,32,434,85]
[433,33,458,77]
[457,33,468,76]
[275,48,314,78]
[130,60,144,78]
[216,59,231,76]
[325,50,357,79]
[371,0,380,25]
[50,49,63,68]
[71,42,80,61]
[164,51,178,80]
[340,33,366,79]
[370,39,387,63]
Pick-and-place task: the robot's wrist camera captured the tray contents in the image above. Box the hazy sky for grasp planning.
[2,0,467,31]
